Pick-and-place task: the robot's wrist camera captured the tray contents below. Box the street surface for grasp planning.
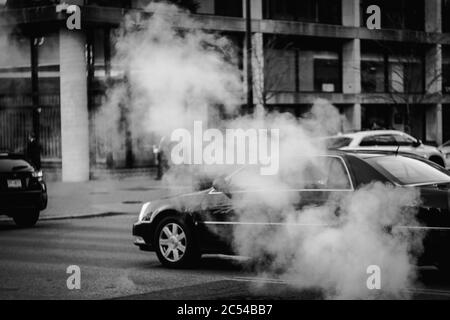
[1,213,450,300]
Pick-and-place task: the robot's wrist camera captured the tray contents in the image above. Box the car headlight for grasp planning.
[138,202,151,222]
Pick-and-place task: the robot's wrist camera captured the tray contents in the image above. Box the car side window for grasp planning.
[301,157,352,190]
[394,134,415,146]
[360,136,377,146]
[360,135,396,146]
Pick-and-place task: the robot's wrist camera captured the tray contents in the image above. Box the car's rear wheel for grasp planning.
[154,215,200,268]
[13,209,40,228]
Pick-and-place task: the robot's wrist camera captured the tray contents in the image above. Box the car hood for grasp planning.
[143,188,211,220]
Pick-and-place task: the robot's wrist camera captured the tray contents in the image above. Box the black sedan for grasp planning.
[0,153,47,227]
[133,151,450,269]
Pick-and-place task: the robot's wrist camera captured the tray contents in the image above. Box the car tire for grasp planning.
[13,209,40,228]
[154,215,200,268]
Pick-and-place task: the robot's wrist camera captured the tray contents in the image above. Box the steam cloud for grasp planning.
[103,2,424,299]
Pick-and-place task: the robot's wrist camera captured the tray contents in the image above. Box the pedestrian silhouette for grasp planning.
[26,132,41,170]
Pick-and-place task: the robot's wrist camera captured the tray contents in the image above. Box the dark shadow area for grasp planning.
[116,279,324,300]
[416,267,450,287]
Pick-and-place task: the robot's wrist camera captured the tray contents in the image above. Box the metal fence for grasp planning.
[0,94,61,159]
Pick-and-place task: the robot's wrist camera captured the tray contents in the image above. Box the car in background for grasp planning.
[438,140,450,169]
[0,153,47,227]
[133,151,450,271]
[325,130,446,168]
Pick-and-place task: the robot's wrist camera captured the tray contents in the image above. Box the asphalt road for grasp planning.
[1,213,450,300]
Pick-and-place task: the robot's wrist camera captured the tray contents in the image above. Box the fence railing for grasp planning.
[0,94,61,159]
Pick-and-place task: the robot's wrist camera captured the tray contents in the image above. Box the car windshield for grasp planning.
[366,156,450,186]
[228,156,352,190]
[0,158,33,172]
[325,137,353,149]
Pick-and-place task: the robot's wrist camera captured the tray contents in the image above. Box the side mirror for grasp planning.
[413,139,422,147]
[212,176,231,197]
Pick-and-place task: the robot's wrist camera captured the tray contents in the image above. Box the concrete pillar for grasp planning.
[243,0,264,106]
[425,0,442,33]
[426,45,443,94]
[59,29,90,182]
[425,44,443,145]
[424,0,443,145]
[426,104,443,145]
[343,40,361,94]
[437,104,443,145]
[344,103,362,132]
[342,0,360,27]
[341,0,361,131]
[243,0,263,20]
[342,39,361,130]
[252,33,264,107]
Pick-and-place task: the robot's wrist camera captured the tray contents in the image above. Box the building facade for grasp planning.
[0,0,449,181]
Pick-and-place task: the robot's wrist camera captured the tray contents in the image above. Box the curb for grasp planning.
[0,211,133,223]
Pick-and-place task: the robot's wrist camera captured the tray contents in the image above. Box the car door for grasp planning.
[294,156,354,213]
[195,166,264,252]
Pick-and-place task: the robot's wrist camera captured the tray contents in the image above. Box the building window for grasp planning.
[361,53,385,93]
[312,52,341,92]
[0,34,31,97]
[263,0,341,25]
[388,56,424,94]
[264,48,296,92]
[361,0,424,31]
[264,46,342,94]
[361,43,425,94]
[215,0,242,17]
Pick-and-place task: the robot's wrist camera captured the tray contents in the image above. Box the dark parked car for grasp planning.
[133,151,450,269]
[0,153,47,227]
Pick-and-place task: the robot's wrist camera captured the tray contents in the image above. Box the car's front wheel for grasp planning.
[13,209,40,228]
[154,215,200,268]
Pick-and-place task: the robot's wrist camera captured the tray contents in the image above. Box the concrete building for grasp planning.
[0,0,449,181]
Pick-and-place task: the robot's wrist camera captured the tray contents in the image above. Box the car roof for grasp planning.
[328,130,410,140]
[322,149,425,161]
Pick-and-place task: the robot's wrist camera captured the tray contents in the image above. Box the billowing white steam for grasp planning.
[111,2,242,135]
[104,3,424,299]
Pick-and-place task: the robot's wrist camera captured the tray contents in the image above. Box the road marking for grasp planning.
[202,221,330,227]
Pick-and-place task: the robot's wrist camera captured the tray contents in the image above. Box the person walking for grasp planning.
[26,132,41,170]
[154,136,169,180]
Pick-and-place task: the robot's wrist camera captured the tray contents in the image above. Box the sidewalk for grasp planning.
[2,176,192,222]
